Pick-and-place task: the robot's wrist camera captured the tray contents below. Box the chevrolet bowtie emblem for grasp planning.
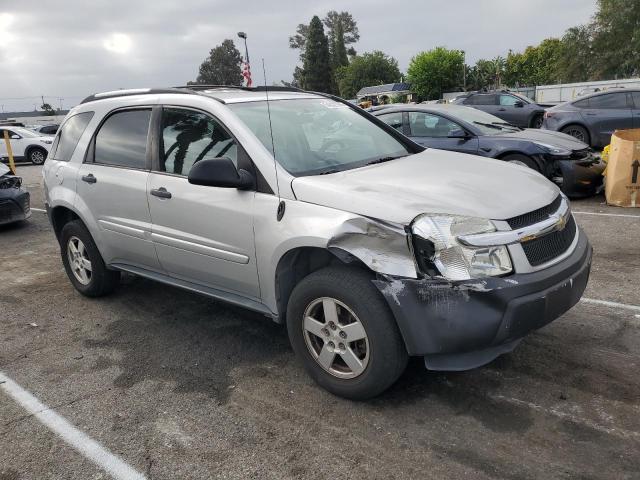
[555,214,567,230]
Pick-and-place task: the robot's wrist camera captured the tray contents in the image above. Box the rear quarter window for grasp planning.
[51,112,94,161]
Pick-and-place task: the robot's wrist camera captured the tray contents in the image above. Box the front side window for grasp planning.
[586,93,628,109]
[160,108,237,176]
[51,112,94,161]
[377,111,403,132]
[499,95,520,106]
[230,98,412,176]
[465,94,496,106]
[408,112,460,137]
[93,109,151,168]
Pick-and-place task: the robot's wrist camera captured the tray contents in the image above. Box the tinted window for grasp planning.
[586,93,628,109]
[408,112,461,137]
[499,95,520,106]
[378,111,403,132]
[40,125,58,134]
[465,94,496,106]
[573,99,590,108]
[160,108,237,176]
[631,92,640,108]
[51,113,93,161]
[94,109,151,168]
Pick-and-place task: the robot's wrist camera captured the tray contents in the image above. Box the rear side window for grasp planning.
[573,99,589,108]
[51,112,94,161]
[465,94,496,106]
[377,111,404,132]
[584,93,628,109]
[93,109,151,168]
[632,92,640,109]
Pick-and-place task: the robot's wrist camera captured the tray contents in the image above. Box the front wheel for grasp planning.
[286,266,408,400]
[530,114,543,129]
[503,153,540,172]
[28,147,47,165]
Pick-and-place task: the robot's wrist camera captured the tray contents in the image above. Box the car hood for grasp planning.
[291,149,559,224]
[487,128,589,150]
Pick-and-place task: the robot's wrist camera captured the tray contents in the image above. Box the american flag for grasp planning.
[242,61,252,87]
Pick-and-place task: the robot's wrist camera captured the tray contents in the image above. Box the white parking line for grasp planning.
[581,297,640,313]
[0,372,147,480]
[30,207,46,213]
[573,211,640,219]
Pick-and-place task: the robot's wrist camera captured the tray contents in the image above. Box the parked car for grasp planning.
[31,124,60,136]
[452,90,546,128]
[542,88,640,148]
[0,126,53,165]
[371,104,604,197]
[0,163,31,225]
[43,86,592,399]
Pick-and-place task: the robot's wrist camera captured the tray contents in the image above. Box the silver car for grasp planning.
[43,86,592,399]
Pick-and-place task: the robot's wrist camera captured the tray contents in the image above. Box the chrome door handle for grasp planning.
[150,187,172,199]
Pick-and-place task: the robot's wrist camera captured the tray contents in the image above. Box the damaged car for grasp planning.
[0,163,30,226]
[43,86,592,399]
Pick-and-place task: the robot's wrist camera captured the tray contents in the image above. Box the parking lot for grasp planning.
[1,164,639,480]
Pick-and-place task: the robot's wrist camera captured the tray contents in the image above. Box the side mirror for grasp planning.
[448,128,469,138]
[10,134,21,140]
[514,101,524,108]
[188,157,254,189]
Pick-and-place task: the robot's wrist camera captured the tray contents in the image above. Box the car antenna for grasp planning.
[262,58,285,221]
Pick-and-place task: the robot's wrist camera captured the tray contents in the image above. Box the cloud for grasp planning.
[0,0,596,112]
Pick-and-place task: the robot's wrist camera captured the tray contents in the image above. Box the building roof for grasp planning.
[356,83,411,97]
[0,110,69,120]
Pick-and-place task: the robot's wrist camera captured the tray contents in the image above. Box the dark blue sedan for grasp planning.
[371,104,604,198]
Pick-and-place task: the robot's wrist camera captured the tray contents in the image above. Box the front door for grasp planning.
[406,111,479,154]
[76,108,161,270]
[147,106,259,298]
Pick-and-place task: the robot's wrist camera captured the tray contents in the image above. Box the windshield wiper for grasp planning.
[365,155,406,166]
[492,121,522,130]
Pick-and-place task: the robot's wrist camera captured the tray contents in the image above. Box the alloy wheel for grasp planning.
[564,128,585,142]
[30,149,45,165]
[302,297,370,379]
[67,236,92,285]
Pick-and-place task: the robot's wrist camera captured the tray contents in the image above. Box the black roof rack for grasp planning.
[80,85,305,105]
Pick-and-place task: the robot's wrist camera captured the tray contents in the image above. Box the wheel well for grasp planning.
[50,206,80,241]
[25,145,48,158]
[496,151,544,174]
[274,247,370,323]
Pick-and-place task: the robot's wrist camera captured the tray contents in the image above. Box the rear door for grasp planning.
[406,111,479,154]
[464,94,499,117]
[147,106,259,298]
[580,92,632,146]
[76,107,161,270]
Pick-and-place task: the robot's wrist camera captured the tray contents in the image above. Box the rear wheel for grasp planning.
[561,125,590,145]
[286,266,408,400]
[530,114,543,129]
[60,220,120,297]
[503,153,540,172]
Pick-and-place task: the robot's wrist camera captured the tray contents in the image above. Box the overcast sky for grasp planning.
[0,0,596,112]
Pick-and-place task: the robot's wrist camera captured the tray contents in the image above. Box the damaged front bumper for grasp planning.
[373,228,592,371]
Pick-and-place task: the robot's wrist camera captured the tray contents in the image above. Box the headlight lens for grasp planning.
[412,215,512,281]
[40,139,53,144]
[536,142,570,156]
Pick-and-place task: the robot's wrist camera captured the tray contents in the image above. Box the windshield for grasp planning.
[450,107,521,134]
[229,98,412,176]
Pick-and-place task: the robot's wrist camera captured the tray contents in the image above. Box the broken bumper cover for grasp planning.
[373,228,592,371]
[0,190,30,225]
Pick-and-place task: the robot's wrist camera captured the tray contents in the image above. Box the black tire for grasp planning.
[561,124,590,145]
[530,114,543,129]
[28,147,47,165]
[503,153,541,172]
[286,266,408,400]
[60,220,120,297]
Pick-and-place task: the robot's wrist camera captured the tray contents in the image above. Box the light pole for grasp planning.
[237,31,249,64]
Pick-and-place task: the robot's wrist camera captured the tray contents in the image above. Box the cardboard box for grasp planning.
[605,129,640,207]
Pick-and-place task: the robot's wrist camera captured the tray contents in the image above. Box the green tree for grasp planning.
[302,16,333,93]
[336,51,401,99]
[591,0,640,79]
[193,39,243,86]
[40,103,55,115]
[323,11,360,57]
[407,47,465,100]
[558,25,594,82]
[331,21,349,69]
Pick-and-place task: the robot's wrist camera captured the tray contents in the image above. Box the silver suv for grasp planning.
[43,86,592,399]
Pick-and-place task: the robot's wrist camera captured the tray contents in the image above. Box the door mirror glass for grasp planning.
[187,157,253,189]
[448,128,468,138]
[10,134,21,139]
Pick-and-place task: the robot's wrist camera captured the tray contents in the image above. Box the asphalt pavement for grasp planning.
[1,165,639,480]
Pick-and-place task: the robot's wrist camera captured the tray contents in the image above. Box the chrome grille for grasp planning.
[507,195,562,229]
[521,215,577,266]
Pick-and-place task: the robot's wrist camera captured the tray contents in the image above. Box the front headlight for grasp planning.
[536,142,571,156]
[40,139,53,144]
[412,215,512,281]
